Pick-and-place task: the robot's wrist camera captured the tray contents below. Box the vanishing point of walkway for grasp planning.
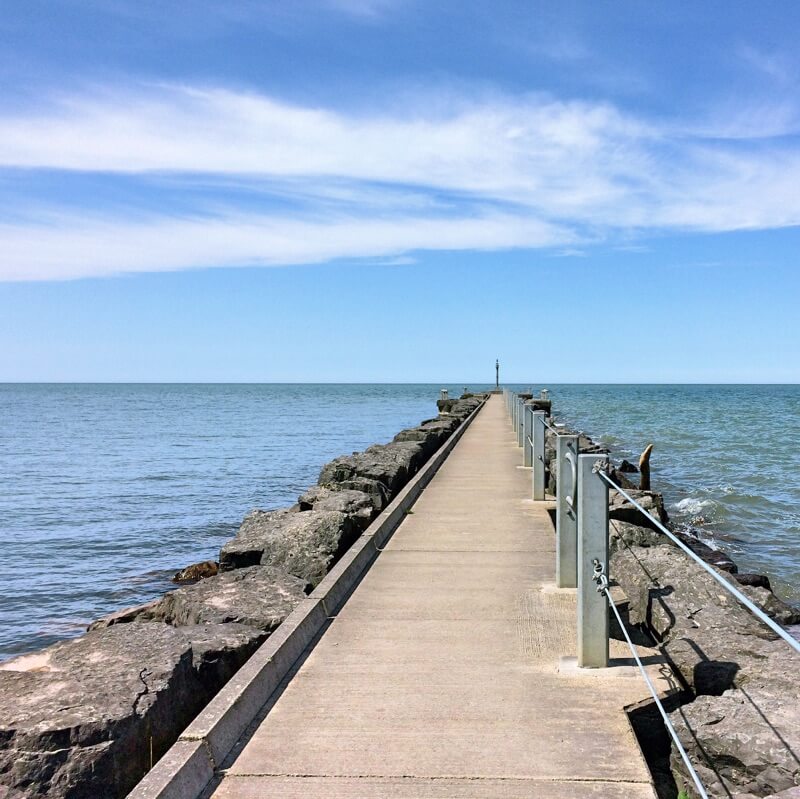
[212,394,663,798]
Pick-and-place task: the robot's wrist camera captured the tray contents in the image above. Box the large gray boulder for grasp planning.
[318,441,426,499]
[0,622,263,799]
[612,540,783,695]
[609,488,669,529]
[611,532,800,798]
[393,418,457,456]
[154,566,308,631]
[671,683,800,798]
[298,485,378,531]
[219,508,357,586]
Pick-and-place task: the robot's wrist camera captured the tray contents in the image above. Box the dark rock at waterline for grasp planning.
[609,488,669,529]
[673,529,739,574]
[738,584,800,626]
[87,598,163,630]
[609,466,639,491]
[619,459,639,473]
[298,485,378,531]
[155,566,309,631]
[173,559,218,583]
[0,622,262,799]
[735,573,773,591]
[219,508,358,586]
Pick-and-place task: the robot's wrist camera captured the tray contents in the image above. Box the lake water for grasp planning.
[1,383,798,660]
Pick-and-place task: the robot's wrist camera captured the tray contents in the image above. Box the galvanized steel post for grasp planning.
[577,453,609,668]
[556,434,579,588]
[531,411,546,500]
[516,399,525,447]
[522,403,533,466]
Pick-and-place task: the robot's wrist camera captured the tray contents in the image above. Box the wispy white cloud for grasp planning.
[0,211,570,281]
[0,84,799,281]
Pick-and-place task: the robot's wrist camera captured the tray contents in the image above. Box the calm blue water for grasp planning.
[1,383,798,661]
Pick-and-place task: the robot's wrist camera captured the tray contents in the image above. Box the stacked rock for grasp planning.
[0,393,485,799]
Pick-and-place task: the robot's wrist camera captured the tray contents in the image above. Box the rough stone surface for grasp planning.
[739,584,800,626]
[393,418,454,456]
[218,507,296,570]
[609,519,665,552]
[219,508,357,586]
[87,598,163,630]
[612,533,800,798]
[298,485,378,531]
[609,488,669,528]
[612,541,784,694]
[154,566,309,631]
[318,441,426,500]
[671,685,800,798]
[0,622,262,799]
[736,573,773,591]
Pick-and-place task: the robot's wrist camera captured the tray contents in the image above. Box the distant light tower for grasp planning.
[495,359,500,389]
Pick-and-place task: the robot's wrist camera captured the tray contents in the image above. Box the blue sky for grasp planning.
[0,1,799,381]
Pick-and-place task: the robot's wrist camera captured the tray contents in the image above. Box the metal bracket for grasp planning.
[591,558,609,594]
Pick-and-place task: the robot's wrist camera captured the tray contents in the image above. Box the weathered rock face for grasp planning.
[172,560,218,583]
[218,507,295,570]
[609,488,669,529]
[435,396,483,416]
[611,525,800,797]
[219,508,357,586]
[298,485,378,531]
[612,539,783,694]
[87,598,163,630]
[154,566,309,631]
[318,441,426,500]
[671,685,800,798]
[393,418,456,456]
[0,622,263,799]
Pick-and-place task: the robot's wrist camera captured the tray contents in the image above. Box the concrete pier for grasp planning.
[210,395,669,798]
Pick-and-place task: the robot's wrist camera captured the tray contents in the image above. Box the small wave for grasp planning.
[673,497,717,516]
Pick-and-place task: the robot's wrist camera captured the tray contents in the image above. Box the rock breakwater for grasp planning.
[0,394,484,799]
[543,417,800,798]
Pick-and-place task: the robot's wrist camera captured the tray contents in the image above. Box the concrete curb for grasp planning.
[127,398,486,799]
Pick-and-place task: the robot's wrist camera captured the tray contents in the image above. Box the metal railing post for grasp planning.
[577,453,609,668]
[516,399,525,447]
[531,411,546,500]
[522,403,533,466]
[556,434,579,587]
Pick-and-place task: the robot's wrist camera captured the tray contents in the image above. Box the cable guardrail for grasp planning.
[597,469,800,656]
[591,556,710,799]
[505,389,800,796]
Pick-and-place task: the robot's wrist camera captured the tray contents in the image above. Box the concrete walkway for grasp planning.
[211,395,665,798]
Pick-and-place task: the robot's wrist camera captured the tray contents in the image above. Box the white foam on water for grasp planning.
[673,496,716,516]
